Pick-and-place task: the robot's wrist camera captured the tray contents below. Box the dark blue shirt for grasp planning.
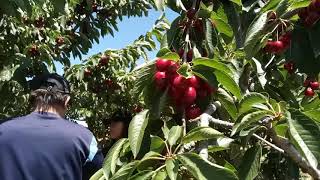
[0,112,103,180]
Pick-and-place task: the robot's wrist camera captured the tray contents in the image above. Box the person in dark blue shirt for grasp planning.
[0,73,104,180]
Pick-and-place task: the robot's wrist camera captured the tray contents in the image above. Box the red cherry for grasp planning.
[154,71,167,89]
[305,87,315,97]
[187,76,200,88]
[273,41,285,53]
[156,59,170,71]
[99,55,109,66]
[84,69,92,77]
[187,49,193,62]
[178,49,184,58]
[186,105,202,120]
[279,33,291,47]
[92,3,98,12]
[183,87,197,105]
[55,36,64,46]
[309,0,320,12]
[172,75,187,90]
[284,62,295,74]
[304,79,311,87]
[186,8,197,19]
[310,81,319,90]
[104,79,113,87]
[167,61,179,74]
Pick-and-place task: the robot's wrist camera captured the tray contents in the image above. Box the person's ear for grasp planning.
[64,96,71,108]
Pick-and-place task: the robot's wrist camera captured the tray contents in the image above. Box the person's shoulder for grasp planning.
[60,118,93,136]
[0,114,29,125]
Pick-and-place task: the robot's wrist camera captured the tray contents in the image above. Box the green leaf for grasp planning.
[159,52,180,61]
[289,0,310,10]
[192,65,219,88]
[150,136,166,153]
[287,109,320,168]
[211,13,234,37]
[216,88,238,121]
[229,0,242,6]
[156,48,171,57]
[154,0,165,11]
[166,158,179,180]
[244,12,269,58]
[208,137,235,152]
[182,127,224,144]
[261,0,281,12]
[152,169,169,180]
[192,58,233,75]
[232,110,271,136]
[129,110,150,158]
[177,153,238,180]
[238,145,262,180]
[303,110,320,124]
[90,169,104,180]
[177,63,192,78]
[129,170,154,180]
[238,92,269,114]
[110,161,139,180]
[103,139,128,178]
[168,126,183,146]
[214,70,242,99]
[132,62,155,97]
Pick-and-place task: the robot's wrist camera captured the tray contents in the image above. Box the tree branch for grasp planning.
[206,113,320,179]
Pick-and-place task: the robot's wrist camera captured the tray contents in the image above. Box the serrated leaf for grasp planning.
[129,110,149,158]
[232,110,271,136]
[166,158,179,180]
[168,126,183,146]
[159,52,180,61]
[152,169,169,180]
[177,153,238,180]
[238,145,262,180]
[244,12,269,58]
[216,88,238,121]
[239,92,269,114]
[132,62,155,96]
[192,58,233,75]
[103,139,128,178]
[287,109,320,168]
[177,63,192,78]
[110,161,138,180]
[182,127,224,144]
[214,70,242,99]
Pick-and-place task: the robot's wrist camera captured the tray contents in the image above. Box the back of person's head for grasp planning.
[29,73,71,112]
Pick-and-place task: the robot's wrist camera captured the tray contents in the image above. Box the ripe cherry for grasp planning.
[178,49,184,58]
[305,87,315,97]
[155,59,170,71]
[56,36,64,46]
[99,55,109,66]
[186,105,202,120]
[186,8,197,19]
[154,71,167,89]
[92,2,98,12]
[187,75,200,88]
[310,81,319,90]
[104,79,113,87]
[172,75,187,90]
[183,87,197,105]
[29,45,40,57]
[167,61,179,74]
[84,68,92,77]
[284,62,295,74]
[187,49,193,62]
[304,79,311,87]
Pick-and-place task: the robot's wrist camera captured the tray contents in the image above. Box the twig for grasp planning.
[252,133,284,153]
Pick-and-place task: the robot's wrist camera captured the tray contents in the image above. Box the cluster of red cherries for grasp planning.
[304,78,319,97]
[154,58,215,120]
[264,33,291,54]
[298,0,320,27]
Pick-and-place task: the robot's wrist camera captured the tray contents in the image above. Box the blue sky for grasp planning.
[56,9,178,74]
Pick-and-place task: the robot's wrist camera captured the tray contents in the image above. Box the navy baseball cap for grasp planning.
[29,73,71,94]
